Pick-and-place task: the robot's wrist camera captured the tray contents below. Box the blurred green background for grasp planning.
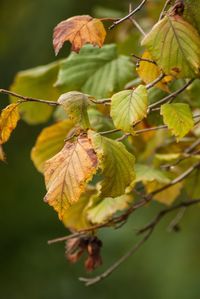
[1,0,200,298]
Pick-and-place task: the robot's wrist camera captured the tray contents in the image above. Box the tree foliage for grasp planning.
[1,0,200,286]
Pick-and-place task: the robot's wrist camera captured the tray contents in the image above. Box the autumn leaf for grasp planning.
[53,15,106,54]
[31,119,75,172]
[136,51,173,92]
[141,15,200,78]
[0,103,20,144]
[62,188,96,231]
[44,133,98,219]
[110,85,148,132]
[0,145,6,162]
[161,103,194,141]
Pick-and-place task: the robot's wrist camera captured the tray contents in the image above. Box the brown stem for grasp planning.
[0,89,59,106]
[148,79,194,110]
[109,0,147,29]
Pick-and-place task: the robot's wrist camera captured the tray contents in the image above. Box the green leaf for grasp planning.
[62,188,96,231]
[10,61,60,124]
[135,163,170,184]
[141,15,200,78]
[185,169,200,199]
[57,91,90,129]
[31,119,75,172]
[89,131,135,198]
[161,103,194,141]
[87,194,133,225]
[55,44,134,98]
[184,0,200,34]
[110,85,148,132]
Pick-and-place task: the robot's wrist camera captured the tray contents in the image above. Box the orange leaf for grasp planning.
[53,15,106,54]
[0,103,20,144]
[44,133,98,219]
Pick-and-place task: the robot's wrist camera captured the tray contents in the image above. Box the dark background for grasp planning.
[1,1,200,298]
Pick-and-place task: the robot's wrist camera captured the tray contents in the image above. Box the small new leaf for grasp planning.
[141,15,200,78]
[161,103,194,141]
[31,119,75,172]
[53,15,106,54]
[110,85,148,132]
[0,103,20,144]
[44,133,98,219]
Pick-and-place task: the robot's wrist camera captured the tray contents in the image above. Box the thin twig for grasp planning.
[146,73,166,89]
[167,206,186,232]
[135,124,167,134]
[80,197,200,286]
[138,198,200,235]
[48,232,86,245]
[131,53,157,65]
[79,228,153,286]
[100,128,120,135]
[109,0,147,29]
[0,89,59,106]
[148,79,194,110]
[159,0,172,21]
[151,162,200,196]
[128,3,146,36]
[90,98,111,105]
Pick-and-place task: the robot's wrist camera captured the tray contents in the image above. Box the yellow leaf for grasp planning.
[44,133,98,219]
[31,120,75,173]
[53,15,106,54]
[0,103,20,144]
[141,15,200,78]
[137,51,173,92]
[147,180,183,206]
[0,144,6,162]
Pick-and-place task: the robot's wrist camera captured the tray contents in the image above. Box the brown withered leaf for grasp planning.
[0,103,20,144]
[44,133,98,220]
[53,15,106,54]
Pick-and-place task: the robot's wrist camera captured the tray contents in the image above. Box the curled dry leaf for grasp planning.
[44,133,98,220]
[0,103,20,144]
[53,15,106,54]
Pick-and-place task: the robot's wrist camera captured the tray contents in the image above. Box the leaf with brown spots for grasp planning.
[44,133,98,220]
[53,15,106,54]
[0,103,20,144]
